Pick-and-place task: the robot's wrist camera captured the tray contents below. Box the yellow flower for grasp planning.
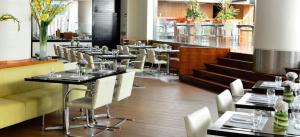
[34,0,41,12]
[41,14,49,21]
[56,7,64,14]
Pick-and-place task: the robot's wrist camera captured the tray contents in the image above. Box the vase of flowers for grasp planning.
[286,72,298,82]
[31,0,70,60]
[78,59,88,75]
[282,80,295,103]
[273,97,289,132]
[101,46,109,54]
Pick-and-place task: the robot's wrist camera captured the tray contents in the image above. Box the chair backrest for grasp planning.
[184,107,212,137]
[147,50,157,63]
[58,46,64,58]
[84,54,95,69]
[139,49,147,55]
[117,45,123,52]
[63,48,70,60]
[134,54,146,70]
[123,46,130,55]
[76,52,84,61]
[53,44,58,56]
[216,89,234,117]
[70,50,77,62]
[230,79,244,97]
[92,76,117,109]
[113,71,135,101]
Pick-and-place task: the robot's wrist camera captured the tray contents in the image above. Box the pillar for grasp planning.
[78,0,92,34]
[254,0,300,74]
[0,0,31,61]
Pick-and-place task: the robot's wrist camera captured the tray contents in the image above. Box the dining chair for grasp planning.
[64,76,117,136]
[216,89,235,117]
[63,47,71,61]
[230,79,252,100]
[76,52,84,61]
[128,50,147,73]
[70,50,78,62]
[147,50,167,73]
[184,107,212,137]
[57,46,64,59]
[53,44,58,56]
[84,54,95,69]
[117,45,123,52]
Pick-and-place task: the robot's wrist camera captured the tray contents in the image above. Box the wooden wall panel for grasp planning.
[179,47,230,76]
[0,59,57,69]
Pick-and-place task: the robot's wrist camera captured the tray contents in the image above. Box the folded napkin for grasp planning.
[260,82,278,88]
[223,114,268,131]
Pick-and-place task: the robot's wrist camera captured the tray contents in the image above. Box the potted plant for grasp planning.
[273,97,289,132]
[31,0,70,60]
[185,0,207,23]
[215,0,239,24]
[0,14,20,31]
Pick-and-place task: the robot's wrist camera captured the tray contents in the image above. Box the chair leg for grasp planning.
[65,107,70,135]
[41,115,45,131]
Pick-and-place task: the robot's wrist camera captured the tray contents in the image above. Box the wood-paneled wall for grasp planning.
[158,2,213,18]
[0,59,57,69]
[179,47,230,76]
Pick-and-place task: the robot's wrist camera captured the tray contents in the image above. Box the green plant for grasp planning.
[186,0,207,20]
[215,0,239,22]
[0,14,20,31]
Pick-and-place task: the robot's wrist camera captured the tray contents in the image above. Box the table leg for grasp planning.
[167,54,170,75]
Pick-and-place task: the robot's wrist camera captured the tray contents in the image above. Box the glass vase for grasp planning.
[273,110,289,132]
[39,23,48,60]
[283,86,295,103]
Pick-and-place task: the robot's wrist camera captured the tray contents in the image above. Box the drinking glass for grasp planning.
[275,76,282,88]
[266,89,276,103]
[295,111,300,129]
[252,110,263,130]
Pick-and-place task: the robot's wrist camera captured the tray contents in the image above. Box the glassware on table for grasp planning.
[252,110,263,130]
[267,89,276,103]
[275,76,282,88]
[295,108,300,129]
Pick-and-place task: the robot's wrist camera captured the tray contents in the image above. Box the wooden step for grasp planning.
[181,75,230,93]
[217,57,254,71]
[205,64,275,82]
[193,69,255,88]
[228,52,253,62]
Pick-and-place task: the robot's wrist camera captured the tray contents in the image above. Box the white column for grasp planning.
[0,0,31,61]
[254,0,300,74]
[78,0,92,34]
[126,0,155,40]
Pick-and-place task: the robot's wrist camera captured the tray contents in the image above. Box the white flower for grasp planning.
[286,72,298,80]
[274,97,288,112]
[282,80,293,87]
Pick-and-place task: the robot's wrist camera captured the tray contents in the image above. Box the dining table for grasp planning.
[207,111,300,137]
[252,81,284,95]
[24,69,125,133]
[154,49,179,75]
[127,45,156,49]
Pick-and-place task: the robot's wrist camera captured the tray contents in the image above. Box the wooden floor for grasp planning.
[0,77,218,137]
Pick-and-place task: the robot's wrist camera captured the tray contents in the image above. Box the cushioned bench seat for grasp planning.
[0,98,25,128]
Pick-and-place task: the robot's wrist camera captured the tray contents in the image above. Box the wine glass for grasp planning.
[252,110,262,130]
[266,89,276,103]
[275,76,282,88]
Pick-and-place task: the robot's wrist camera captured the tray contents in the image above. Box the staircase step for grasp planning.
[205,64,275,82]
[228,52,253,62]
[193,69,255,88]
[181,75,230,93]
[217,57,254,71]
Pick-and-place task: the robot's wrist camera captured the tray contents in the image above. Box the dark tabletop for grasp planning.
[96,55,136,60]
[252,81,284,95]
[208,111,299,137]
[25,69,125,85]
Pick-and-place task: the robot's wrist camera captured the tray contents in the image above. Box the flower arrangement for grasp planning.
[282,80,295,103]
[215,0,239,23]
[31,0,70,60]
[78,59,88,75]
[273,97,289,132]
[101,46,109,54]
[0,14,20,31]
[286,72,298,82]
[186,0,207,21]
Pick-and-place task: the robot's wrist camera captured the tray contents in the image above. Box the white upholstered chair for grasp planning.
[117,45,123,52]
[84,54,95,69]
[76,52,84,61]
[147,50,167,73]
[63,47,71,61]
[57,46,64,59]
[128,53,146,73]
[64,76,117,136]
[184,107,212,137]
[70,50,78,62]
[53,44,58,56]
[216,89,235,117]
[230,79,251,99]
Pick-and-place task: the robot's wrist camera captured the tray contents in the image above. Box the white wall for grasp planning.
[254,0,300,51]
[0,0,31,61]
[78,0,92,34]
